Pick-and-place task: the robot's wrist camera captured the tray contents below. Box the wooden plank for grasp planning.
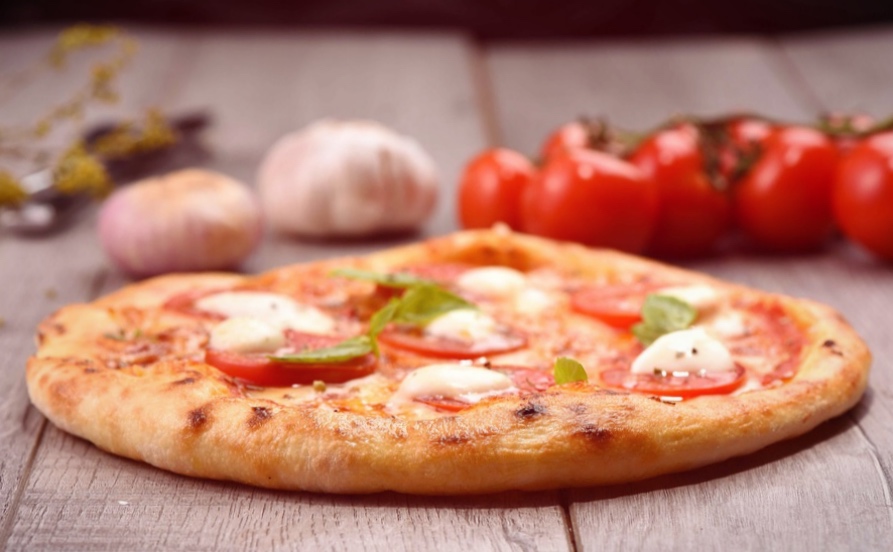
[780,26,893,115]
[6,30,572,551]
[0,28,183,537]
[163,30,485,244]
[486,36,893,549]
[486,37,811,155]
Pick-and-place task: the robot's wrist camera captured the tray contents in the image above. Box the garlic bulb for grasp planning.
[98,169,263,277]
[257,120,439,237]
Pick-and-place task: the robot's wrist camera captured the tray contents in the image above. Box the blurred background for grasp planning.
[2,0,892,38]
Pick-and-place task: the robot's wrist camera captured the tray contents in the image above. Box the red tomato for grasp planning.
[570,282,660,329]
[833,132,893,260]
[630,125,733,258]
[378,327,527,359]
[521,149,659,253]
[458,148,534,230]
[205,331,376,387]
[540,121,591,160]
[600,364,746,398]
[734,126,838,252]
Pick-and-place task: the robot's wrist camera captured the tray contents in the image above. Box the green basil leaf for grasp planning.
[630,321,664,347]
[367,298,401,356]
[553,357,588,384]
[390,284,476,326]
[633,294,697,346]
[330,268,433,288]
[270,335,373,363]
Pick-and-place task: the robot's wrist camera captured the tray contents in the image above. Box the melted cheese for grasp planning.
[703,310,749,338]
[456,266,527,298]
[391,363,515,406]
[513,287,557,314]
[424,309,499,342]
[208,316,285,353]
[657,284,719,312]
[195,291,335,334]
[631,327,735,374]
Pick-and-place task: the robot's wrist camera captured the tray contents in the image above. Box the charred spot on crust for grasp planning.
[515,401,546,420]
[822,339,844,356]
[574,423,612,444]
[83,367,98,374]
[187,406,209,430]
[172,377,197,386]
[248,406,273,428]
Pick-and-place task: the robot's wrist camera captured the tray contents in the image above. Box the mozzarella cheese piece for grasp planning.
[424,308,499,342]
[513,287,557,314]
[657,284,719,312]
[391,363,516,406]
[456,266,527,298]
[631,327,735,374]
[703,310,749,338]
[195,291,335,334]
[208,316,286,353]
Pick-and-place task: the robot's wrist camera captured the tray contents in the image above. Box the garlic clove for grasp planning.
[97,168,263,277]
[257,119,439,238]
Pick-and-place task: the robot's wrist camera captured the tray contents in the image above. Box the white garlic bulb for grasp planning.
[257,120,439,237]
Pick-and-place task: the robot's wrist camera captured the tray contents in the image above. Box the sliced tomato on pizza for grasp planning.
[206,331,376,387]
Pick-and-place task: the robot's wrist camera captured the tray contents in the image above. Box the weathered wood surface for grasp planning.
[1,25,892,551]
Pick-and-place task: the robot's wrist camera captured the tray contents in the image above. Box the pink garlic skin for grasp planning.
[98,169,264,277]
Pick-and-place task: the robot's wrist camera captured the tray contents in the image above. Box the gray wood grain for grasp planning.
[3,29,572,551]
[486,36,893,549]
[0,28,181,537]
[780,25,893,116]
[486,37,812,155]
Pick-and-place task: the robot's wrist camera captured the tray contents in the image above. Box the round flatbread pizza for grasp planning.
[26,229,871,494]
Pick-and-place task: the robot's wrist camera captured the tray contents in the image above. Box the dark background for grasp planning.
[2,0,892,38]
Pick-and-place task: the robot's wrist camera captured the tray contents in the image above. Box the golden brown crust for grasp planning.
[26,229,871,494]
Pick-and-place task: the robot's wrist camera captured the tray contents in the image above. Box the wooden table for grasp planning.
[2,26,892,551]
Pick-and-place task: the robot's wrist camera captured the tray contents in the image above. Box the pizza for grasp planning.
[26,228,871,494]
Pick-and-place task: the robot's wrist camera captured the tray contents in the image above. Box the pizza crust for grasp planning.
[26,229,871,494]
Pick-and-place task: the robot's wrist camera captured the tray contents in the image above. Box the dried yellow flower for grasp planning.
[53,143,112,198]
[48,25,120,68]
[91,109,177,158]
[0,171,28,207]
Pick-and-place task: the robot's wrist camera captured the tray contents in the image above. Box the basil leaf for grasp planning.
[390,284,476,326]
[630,321,664,347]
[367,298,401,356]
[270,335,373,363]
[553,357,588,384]
[633,294,697,346]
[330,268,433,288]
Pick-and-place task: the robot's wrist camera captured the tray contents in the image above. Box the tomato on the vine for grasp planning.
[540,121,592,161]
[457,148,534,230]
[630,124,733,258]
[833,131,893,260]
[733,126,838,252]
[521,149,658,253]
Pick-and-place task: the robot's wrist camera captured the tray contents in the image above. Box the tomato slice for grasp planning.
[378,327,526,359]
[413,365,554,412]
[571,283,661,329]
[600,364,746,399]
[205,331,376,387]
